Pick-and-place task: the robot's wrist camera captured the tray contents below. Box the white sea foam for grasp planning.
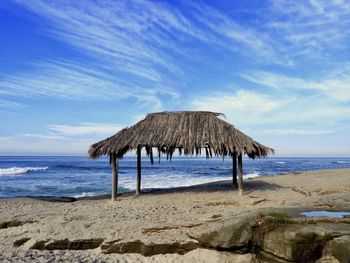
[73,192,98,198]
[243,172,260,180]
[335,161,349,164]
[275,161,286,164]
[120,172,261,190]
[0,166,48,176]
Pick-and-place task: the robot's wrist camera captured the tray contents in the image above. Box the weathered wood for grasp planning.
[88,112,274,161]
[136,145,142,195]
[205,147,209,159]
[232,153,237,187]
[111,153,118,201]
[150,147,154,165]
[238,154,243,196]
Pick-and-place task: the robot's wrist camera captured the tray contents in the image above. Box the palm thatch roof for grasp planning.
[88,111,274,160]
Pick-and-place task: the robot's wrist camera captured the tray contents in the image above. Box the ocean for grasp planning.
[0,156,349,198]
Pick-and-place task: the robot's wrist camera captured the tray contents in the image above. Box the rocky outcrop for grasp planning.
[321,235,350,263]
[196,220,251,250]
[24,211,350,262]
[260,222,350,263]
[191,212,350,263]
[191,215,254,250]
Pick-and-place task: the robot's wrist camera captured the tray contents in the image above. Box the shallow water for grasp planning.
[300,210,350,218]
[0,156,350,198]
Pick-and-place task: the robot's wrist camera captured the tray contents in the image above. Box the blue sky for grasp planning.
[0,0,349,156]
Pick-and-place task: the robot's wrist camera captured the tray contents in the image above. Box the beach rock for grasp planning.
[262,223,350,262]
[101,239,200,256]
[30,238,104,250]
[193,215,254,250]
[316,256,341,263]
[322,235,350,263]
[13,237,31,247]
[258,251,290,263]
[29,240,48,250]
[0,220,35,229]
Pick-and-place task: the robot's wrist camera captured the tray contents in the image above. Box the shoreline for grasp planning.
[0,167,348,201]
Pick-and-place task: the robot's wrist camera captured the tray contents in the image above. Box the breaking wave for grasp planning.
[0,167,48,176]
[243,172,260,180]
[120,172,261,190]
[73,192,99,198]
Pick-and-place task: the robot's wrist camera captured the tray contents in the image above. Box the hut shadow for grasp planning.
[24,180,283,202]
[122,179,283,196]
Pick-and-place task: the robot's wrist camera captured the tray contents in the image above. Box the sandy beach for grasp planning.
[1,168,349,262]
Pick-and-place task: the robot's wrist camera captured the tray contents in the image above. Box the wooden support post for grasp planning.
[111,153,118,201]
[238,154,243,196]
[232,153,237,187]
[150,147,154,165]
[136,145,142,195]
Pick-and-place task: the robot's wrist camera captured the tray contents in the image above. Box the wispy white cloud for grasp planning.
[12,0,200,81]
[22,133,66,140]
[0,122,126,154]
[267,0,350,61]
[2,0,197,110]
[198,6,277,57]
[241,67,350,101]
[189,89,350,130]
[7,0,350,85]
[7,0,296,77]
[0,60,132,100]
[0,98,24,109]
[192,90,285,113]
[190,90,291,126]
[0,135,93,155]
[47,122,125,136]
[259,128,335,136]
[182,0,350,65]
[0,59,180,111]
[0,122,124,155]
[241,71,309,90]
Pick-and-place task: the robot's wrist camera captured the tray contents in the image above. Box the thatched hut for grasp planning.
[88,111,274,200]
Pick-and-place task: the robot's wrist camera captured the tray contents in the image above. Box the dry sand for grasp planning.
[0,168,349,262]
